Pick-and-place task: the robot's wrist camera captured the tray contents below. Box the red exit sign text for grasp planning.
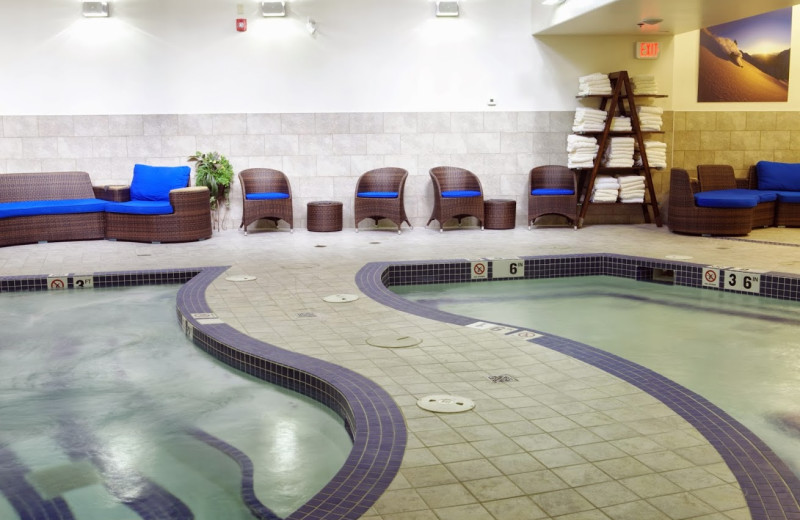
[635,41,660,59]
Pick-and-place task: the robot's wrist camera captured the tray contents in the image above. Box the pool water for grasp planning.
[393,275,800,479]
[0,286,352,520]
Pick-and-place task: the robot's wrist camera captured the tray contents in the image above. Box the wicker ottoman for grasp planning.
[307,201,343,232]
[484,199,516,229]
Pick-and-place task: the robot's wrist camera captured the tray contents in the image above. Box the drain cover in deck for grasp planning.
[226,275,257,282]
[323,294,359,303]
[417,394,475,413]
[366,335,422,348]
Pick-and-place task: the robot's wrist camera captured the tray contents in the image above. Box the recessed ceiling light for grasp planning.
[638,17,663,26]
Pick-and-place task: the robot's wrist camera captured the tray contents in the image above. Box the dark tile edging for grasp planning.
[0,267,407,520]
[177,267,406,520]
[355,254,800,520]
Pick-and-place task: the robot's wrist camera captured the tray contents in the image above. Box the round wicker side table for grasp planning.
[484,199,516,229]
[307,201,343,232]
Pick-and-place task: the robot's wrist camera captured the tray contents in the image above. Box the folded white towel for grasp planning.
[637,106,664,115]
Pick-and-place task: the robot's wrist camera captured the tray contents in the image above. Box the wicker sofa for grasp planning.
[0,171,107,247]
[0,168,211,247]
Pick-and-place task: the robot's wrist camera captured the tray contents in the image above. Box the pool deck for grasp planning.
[3,223,800,520]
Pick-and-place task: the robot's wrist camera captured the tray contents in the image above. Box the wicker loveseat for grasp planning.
[0,171,107,247]
[0,167,212,247]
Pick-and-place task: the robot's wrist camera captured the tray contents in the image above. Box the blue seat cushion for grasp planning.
[442,190,481,198]
[775,191,800,203]
[0,199,106,219]
[757,161,800,191]
[357,191,398,198]
[130,164,191,202]
[104,200,175,215]
[695,189,759,209]
[246,192,290,200]
[531,189,574,196]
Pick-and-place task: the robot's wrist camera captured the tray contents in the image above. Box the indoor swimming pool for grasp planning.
[392,275,800,480]
[0,285,352,520]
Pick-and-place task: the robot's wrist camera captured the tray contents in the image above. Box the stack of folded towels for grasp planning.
[578,73,612,95]
[618,175,646,203]
[572,107,607,132]
[635,140,668,168]
[591,175,619,202]
[610,116,632,132]
[566,134,599,168]
[636,106,664,131]
[602,137,635,167]
[631,75,659,95]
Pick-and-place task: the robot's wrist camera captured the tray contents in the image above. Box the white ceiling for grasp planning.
[532,0,800,36]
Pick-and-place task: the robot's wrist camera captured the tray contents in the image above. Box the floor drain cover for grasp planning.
[487,374,518,383]
[282,263,319,270]
[417,394,475,413]
[665,254,693,260]
[295,312,317,318]
[366,335,422,348]
[225,275,257,282]
[323,294,359,303]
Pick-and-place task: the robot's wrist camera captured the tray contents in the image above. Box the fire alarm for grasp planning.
[236,18,247,32]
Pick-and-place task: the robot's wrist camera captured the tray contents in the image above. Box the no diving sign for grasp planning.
[471,261,488,280]
[702,267,719,288]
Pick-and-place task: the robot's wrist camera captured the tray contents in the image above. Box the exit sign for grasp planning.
[635,41,660,59]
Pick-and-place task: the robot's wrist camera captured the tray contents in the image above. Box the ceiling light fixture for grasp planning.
[637,17,663,27]
[82,1,109,17]
[435,1,459,17]
[260,1,286,17]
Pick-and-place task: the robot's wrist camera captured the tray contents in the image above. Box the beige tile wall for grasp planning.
[10,110,793,230]
[671,111,800,181]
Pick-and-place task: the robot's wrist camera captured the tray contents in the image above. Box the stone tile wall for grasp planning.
[671,111,800,181]
[2,110,739,231]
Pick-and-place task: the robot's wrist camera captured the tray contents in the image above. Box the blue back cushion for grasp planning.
[756,161,800,191]
[442,190,481,198]
[246,192,290,200]
[531,189,574,196]
[130,164,191,201]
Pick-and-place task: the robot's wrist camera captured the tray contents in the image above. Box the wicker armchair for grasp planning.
[697,164,774,228]
[354,167,411,234]
[667,168,752,236]
[426,166,484,232]
[528,165,578,229]
[238,168,294,234]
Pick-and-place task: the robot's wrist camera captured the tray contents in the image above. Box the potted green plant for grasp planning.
[188,151,234,230]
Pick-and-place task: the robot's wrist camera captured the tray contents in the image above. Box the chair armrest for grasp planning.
[94,185,131,202]
[169,186,211,211]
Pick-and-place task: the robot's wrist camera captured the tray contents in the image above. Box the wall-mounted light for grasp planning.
[82,1,109,17]
[260,1,286,17]
[306,17,317,35]
[435,1,459,17]
[541,0,566,5]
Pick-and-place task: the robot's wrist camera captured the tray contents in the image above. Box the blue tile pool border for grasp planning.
[0,267,407,520]
[355,253,800,520]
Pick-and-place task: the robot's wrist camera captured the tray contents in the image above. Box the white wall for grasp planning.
[0,0,675,116]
